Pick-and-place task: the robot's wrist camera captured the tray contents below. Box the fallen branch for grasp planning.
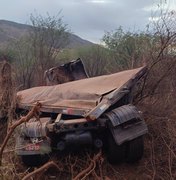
[73,151,102,180]
[22,161,61,180]
[0,103,41,165]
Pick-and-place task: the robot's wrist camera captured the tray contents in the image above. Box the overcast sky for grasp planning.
[0,0,176,43]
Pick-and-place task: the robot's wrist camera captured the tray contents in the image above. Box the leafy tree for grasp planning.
[102,27,152,70]
[10,12,70,88]
[29,12,70,85]
[11,38,35,88]
[0,48,16,63]
[77,45,109,77]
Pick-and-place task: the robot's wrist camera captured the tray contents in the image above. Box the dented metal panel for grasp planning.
[44,58,88,85]
[85,66,147,120]
[17,66,147,114]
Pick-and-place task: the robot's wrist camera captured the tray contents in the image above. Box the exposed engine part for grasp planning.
[94,138,103,148]
[54,118,100,133]
[21,118,49,137]
[57,141,65,151]
[56,131,93,150]
[31,137,40,144]
[56,132,103,151]
[65,131,92,145]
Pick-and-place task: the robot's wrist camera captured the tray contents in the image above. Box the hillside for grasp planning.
[0,20,94,48]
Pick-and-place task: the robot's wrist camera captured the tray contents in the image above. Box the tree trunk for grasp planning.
[0,61,14,144]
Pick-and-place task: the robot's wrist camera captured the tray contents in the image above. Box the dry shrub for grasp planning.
[1,43,176,179]
[1,62,176,180]
[0,134,26,180]
[136,57,176,179]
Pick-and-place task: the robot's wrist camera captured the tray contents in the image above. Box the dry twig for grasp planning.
[0,103,41,165]
[73,150,102,180]
[22,161,61,180]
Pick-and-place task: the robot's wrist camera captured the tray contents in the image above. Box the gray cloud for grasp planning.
[0,0,174,43]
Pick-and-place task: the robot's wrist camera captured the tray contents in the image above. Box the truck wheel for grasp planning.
[126,136,144,163]
[107,133,126,164]
[21,154,49,167]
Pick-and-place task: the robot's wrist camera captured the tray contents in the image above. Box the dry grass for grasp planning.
[1,101,175,180]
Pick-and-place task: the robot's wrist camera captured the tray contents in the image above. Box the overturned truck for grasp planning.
[16,59,148,166]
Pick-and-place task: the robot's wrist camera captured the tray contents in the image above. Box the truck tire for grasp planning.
[21,154,49,167]
[107,132,126,164]
[126,136,144,163]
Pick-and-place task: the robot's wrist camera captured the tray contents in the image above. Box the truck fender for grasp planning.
[105,104,148,145]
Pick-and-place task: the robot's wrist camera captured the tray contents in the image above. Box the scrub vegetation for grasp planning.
[0,2,176,180]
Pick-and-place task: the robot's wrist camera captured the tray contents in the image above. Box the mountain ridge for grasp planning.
[0,19,94,48]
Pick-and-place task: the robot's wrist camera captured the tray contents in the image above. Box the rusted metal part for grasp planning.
[44,58,88,85]
[85,66,147,121]
[47,118,87,132]
[21,117,50,137]
[47,118,88,132]
[18,104,89,116]
[60,118,87,125]
[55,113,61,123]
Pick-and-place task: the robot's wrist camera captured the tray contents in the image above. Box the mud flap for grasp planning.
[109,120,148,145]
[105,104,148,145]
